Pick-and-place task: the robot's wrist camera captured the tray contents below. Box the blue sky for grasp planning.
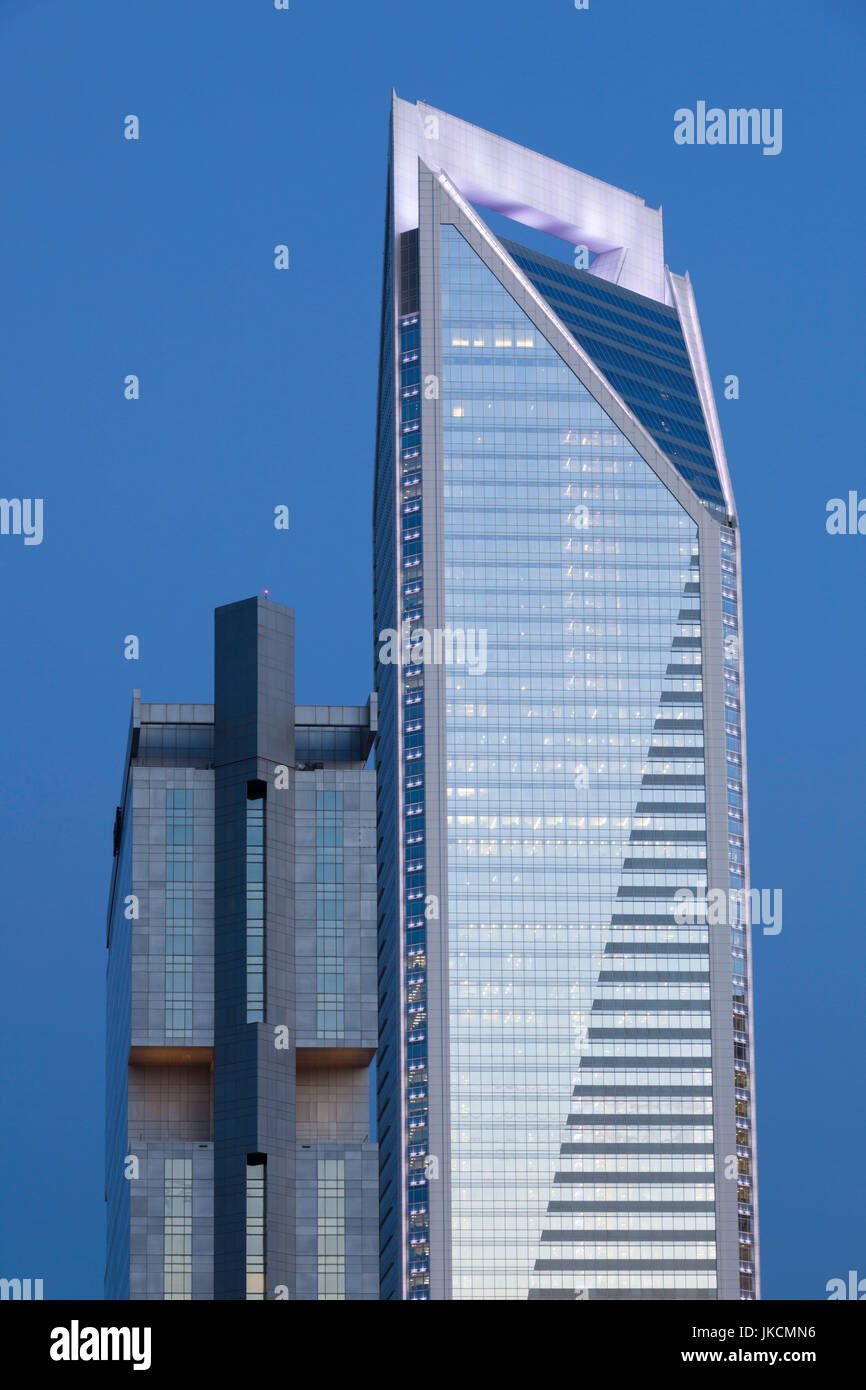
[0,0,863,1300]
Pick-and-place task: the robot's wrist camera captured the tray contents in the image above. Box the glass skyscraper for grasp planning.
[374,97,758,1301]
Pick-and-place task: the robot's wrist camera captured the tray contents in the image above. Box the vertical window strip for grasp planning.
[720,528,756,1297]
[165,790,193,1038]
[316,790,344,1037]
[246,1158,266,1300]
[317,1159,346,1300]
[246,792,265,1023]
[163,1158,192,1300]
[399,307,430,1300]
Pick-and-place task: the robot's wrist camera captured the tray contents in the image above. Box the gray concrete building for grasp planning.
[105,596,379,1300]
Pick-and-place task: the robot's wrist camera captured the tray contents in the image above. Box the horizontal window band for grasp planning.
[604,944,709,954]
[534,1260,717,1271]
[596,973,710,983]
[590,1001,711,1012]
[548,1200,715,1212]
[567,1115,714,1127]
[571,1057,711,1068]
[645,750,704,761]
[617,887,706,898]
[540,1230,716,1241]
[583,1290,718,1300]
[640,775,706,786]
[572,1085,713,1096]
[608,917,708,929]
[629,831,706,842]
[560,1143,714,1154]
[554,1172,716,1184]
[526,1290,584,1300]
[586,1028,712,1040]
[621,859,707,869]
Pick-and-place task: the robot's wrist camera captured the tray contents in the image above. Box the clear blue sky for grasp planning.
[0,0,863,1300]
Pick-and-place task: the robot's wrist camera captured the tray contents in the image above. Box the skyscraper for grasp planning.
[374,97,758,1301]
[105,597,379,1299]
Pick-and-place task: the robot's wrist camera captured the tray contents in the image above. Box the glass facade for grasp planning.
[166,790,193,1037]
[246,790,265,1023]
[375,98,757,1302]
[498,240,725,514]
[163,1158,193,1300]
[246,1158,266,1300]
[317,1159,346,1300]
[316,790,345,1037]
[440,226,714,1297]
[137,722,213,767]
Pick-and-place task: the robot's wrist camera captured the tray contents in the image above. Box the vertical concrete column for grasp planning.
[213,598,296,1299]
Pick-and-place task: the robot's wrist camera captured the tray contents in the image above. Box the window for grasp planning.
[246,1155,266,1299]
[165,790,193,1037]
[316,791,344,1037]
[163,1159,192,1300]
[246,783,266,1022]
[317,1159,345,1300]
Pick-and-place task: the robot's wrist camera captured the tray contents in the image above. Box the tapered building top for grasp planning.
[389,93,734,518]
